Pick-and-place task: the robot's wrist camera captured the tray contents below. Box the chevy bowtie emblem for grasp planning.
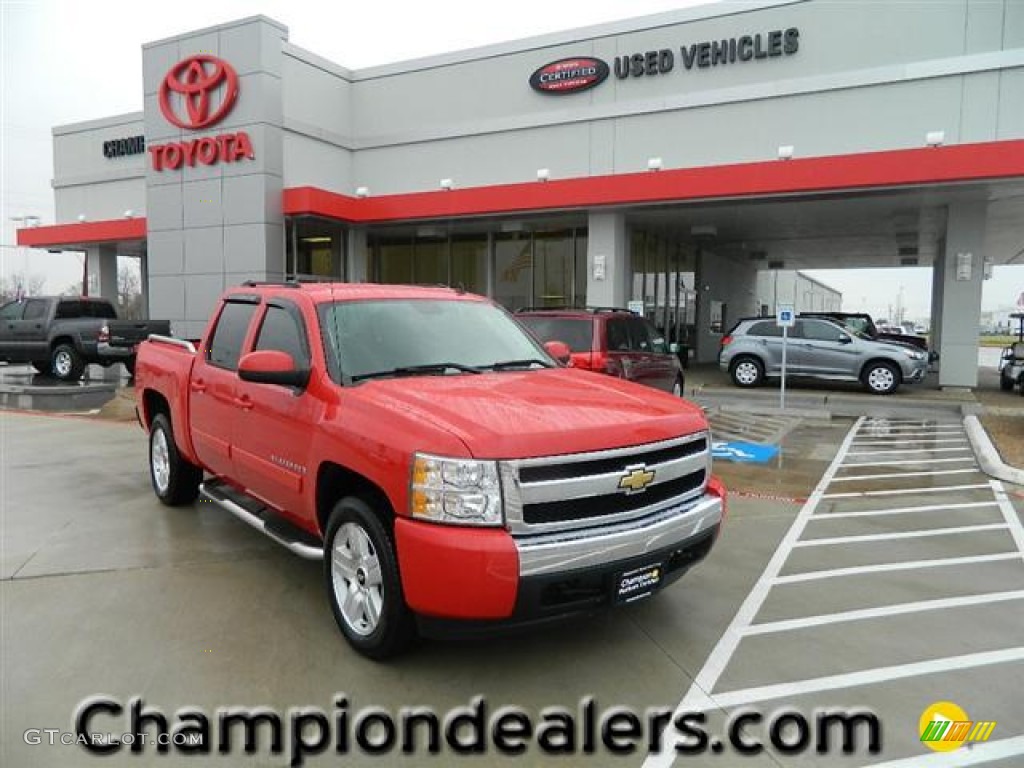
[618,464,656,494]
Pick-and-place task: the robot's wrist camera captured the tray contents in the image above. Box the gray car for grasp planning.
[719,316,929,395]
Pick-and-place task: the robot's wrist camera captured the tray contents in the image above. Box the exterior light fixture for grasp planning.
[536,168,550,182]
[647,157,663,171]
[777,145,794,160]
[77,214,88,222]
[124,209,134,218]
[355,186,369,198]
[925,131,945,147]
[440,178,453,190]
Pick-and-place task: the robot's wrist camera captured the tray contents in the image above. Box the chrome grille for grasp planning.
[501,432,710,535]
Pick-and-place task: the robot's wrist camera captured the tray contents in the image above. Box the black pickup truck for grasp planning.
[0,296,170,381]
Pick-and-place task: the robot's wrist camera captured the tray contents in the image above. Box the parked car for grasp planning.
[719,316,929,395]
[0,296,170,381]
[799,311,933,359]
[515,307,685,396]
[134,283,725,658]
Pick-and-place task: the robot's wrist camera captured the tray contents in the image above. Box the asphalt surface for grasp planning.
[2,410,1022,767]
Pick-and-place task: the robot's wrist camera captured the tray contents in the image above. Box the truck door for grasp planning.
[0,300,27,360]
[189,297,260,480]
[9,299,51,362]
[231,300,315,520]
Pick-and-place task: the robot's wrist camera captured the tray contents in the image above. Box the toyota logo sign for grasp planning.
[159,55,239,130]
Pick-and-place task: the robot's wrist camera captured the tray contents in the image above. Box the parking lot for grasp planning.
[2,407,1023,767]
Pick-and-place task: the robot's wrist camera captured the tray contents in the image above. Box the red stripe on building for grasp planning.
[16,218,147,248]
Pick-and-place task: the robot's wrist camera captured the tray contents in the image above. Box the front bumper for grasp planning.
[904,360,929,383]
[397,485,724,634]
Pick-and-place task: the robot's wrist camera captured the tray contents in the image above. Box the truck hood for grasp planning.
[350,368,708,459]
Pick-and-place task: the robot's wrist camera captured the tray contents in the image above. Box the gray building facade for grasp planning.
[18,0,1024,386]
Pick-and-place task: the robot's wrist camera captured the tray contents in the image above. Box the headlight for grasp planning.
[903,349,926,360]
[410,453,503,526]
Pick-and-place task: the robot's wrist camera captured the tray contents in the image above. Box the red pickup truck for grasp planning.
[134,283,725,658]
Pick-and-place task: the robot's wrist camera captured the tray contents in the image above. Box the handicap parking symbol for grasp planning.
[711,440,779,463]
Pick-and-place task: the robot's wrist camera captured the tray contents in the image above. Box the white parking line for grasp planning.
[743,590,1024,636]
[642,418,866,768]
[991,479,1024,554]
[847,447,975,455]
[831,468,981,482]
[841,456,976,468]
[773,552,1021,585]
[822,483,991,499]
[862,734,1024,766]
[792,523,1008,547]
[699,647,1024,712]
[810,501,999,520]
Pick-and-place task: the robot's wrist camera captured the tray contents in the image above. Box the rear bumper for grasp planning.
[96,342,134,360]
[398,482,725,633]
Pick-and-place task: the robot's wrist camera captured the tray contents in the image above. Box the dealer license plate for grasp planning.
[614,562,663,603]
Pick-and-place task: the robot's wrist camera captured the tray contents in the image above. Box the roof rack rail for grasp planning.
[241,279,303,288]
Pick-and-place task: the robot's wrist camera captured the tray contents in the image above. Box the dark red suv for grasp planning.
[516,307,685,395]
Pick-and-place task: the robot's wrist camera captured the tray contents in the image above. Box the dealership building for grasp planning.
[17,0,1024,387]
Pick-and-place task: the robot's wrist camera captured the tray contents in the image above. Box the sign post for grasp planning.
[776,304,795,410]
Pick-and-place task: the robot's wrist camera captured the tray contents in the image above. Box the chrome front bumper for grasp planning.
[515,492,722,578]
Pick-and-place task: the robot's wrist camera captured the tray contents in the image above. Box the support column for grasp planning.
[86,245,118,301]
[937,203,987,389]
[346,229,369,283]
[586,211,628,308]
[929,239,945,355]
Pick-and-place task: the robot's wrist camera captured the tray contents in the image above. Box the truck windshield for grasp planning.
[319,299,554,383]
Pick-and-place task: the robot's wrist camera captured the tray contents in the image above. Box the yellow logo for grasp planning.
[618,465,656,494]
[919,701,996,752]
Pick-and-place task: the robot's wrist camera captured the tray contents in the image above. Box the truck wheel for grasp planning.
[863,361,900,395]
[123,357,135,378]
[730,356,764,388]
[1000,372,1014,392]
[149,413,202,506]
[324,497,415,660]
[51,343,85,381]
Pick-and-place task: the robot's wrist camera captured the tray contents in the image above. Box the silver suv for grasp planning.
[719,316,929,395]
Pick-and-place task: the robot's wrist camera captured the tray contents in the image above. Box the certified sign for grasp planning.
[529,57,609,94]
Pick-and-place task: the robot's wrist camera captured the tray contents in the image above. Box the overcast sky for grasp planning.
[1,0,1021,318]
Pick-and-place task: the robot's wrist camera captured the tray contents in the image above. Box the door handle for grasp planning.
[234,395,253,411]
[190,379,207,394]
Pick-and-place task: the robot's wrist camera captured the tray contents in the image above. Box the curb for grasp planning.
[964,414,1024,487]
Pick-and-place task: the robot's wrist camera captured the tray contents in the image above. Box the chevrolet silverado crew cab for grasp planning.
[134,283,725,659]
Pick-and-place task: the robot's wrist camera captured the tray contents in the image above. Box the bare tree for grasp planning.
[0,272,46,303]
[118,260,143,319]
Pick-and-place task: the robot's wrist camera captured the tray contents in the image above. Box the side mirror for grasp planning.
[543,340,572,365]
[238,350,310,388]
[838,334,852,344]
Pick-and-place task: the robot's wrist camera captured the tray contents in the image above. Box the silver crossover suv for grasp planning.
[719,316,929,395]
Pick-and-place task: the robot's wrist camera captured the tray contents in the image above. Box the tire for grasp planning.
[50,343,85,381]
[149,413,202,506]
[31,360,50,376]
[1000,372,1014,392]
[123,357,135,378]
[730,356,764,388]
[671,376,684,397]
[324,497,416,660]
[862,361,901,395]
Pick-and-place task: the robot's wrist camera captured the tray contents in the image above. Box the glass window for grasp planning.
[414,238,447,285]
[533,231,573,308]
[55,300,83,319]
[207,301,258,370]
[374,238,415,285]
[0,301,25,320]
[606,318,631,351]
[747,321,782,338]
[517,316,594,353]
[319,299,550,382]
[643,320,669,354]
[287,217,346,280]
[85,301,117,319]
[494,232,533,311]
[450,235,487,296]
[801,320,847,342]
[23,300,48,321]
[255,305,309,367]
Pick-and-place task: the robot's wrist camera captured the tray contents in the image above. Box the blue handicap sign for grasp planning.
[711,440,779,463]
